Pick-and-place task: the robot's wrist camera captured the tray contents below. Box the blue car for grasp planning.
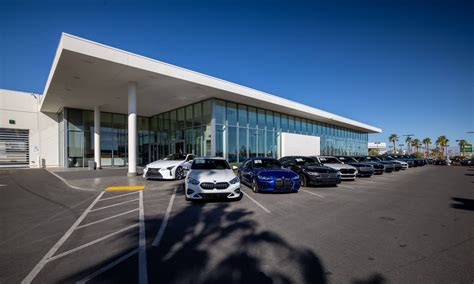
[238,157,300,193]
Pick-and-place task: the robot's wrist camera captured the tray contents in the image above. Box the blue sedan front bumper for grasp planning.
[256,177,300,192]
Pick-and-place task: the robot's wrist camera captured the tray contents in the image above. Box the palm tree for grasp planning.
[388,134,399,154]
[436,135,449,158]
[411,139,421,153]
[422,137,431,157]
[458,139,468,156]
[405,136,412,153]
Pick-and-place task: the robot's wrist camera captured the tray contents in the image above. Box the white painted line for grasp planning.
[90,198,139,212]
[152,187,177,247]
[99,191,139,201]
[45,168,96,191]
[0,184,7,187]
[22,191,105,284]
[76,249,138,284]
[48,224,139,262]
[76,208,139,230]
[138,190,148,284]
[242,192,271,214]
[300,189,325,198]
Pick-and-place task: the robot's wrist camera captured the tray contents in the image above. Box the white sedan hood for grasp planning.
[188,169,236,183]
[323,163,356,171]
[147,160,183,169]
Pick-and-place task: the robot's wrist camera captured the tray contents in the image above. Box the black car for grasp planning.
[279,156,341,187]
[460,158,474,166]
[336,156,376,177]
[433,159,449,165]
[355,156,393,173]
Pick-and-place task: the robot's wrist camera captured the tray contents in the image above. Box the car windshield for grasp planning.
[253,159,282,169]
[340,157,358,163]
[294,157,319,166]
[319,157,342,164]
[163,154,186,161]
[191,159,230,170]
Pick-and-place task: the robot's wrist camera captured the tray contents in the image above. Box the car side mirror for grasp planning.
[232,165,239,170]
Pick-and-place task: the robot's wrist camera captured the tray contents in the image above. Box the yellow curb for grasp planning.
[105,186,145,191]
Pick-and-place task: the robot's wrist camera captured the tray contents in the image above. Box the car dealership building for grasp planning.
[0,33,381,175]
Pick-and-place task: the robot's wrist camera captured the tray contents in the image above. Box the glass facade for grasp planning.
[63,98,368,167]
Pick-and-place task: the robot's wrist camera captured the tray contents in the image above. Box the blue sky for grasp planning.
[1,0,473,149]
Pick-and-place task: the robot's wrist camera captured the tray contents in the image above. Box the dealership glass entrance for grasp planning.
[63,98,368,167]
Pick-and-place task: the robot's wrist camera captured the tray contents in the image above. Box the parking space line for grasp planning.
[300,189,325,198]
[90,198,139,212]
[48,224,139,262]
[76,249,138,284]
[152,187,177,247]
[138,190,148,284]
[76,208,139,230]
[105,186,145,191]
[99,191,139,201]
[242,191,271,214]
[22,191,106,284]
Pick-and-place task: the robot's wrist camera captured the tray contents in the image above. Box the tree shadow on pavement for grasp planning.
[56,189,329,283]
[352,273,386,284]
[451,197,474,211]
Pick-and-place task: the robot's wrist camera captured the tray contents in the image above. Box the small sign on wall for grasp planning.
[9,119,16,125]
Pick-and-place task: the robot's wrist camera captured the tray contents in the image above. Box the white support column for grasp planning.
[94,106,101,169]
[128,82,137,176]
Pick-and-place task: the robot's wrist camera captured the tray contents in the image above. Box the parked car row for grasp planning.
[143,153,430,202]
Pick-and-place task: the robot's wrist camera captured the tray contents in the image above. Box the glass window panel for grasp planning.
[248,107,257,128]
[238,105,247,126]
[226,102,237,126]
[288,116,295,132]
[281,114,288,132]
[68,109,83,131]
[238,127,247,162]
[169,111,177,132]
[257,130,265,156]
[214,100,225,125]
[257,109,265,128]
[228,126,237,163]
[249,129,257,157]
[265,110,274,130]
[202,100,212,125]
[266,131,273,157]
[295,117,301,133]
[193,103,202,127]
[301,119,307,134]
[215,125,224,157]
[177,108,185,129]
[185,105,193,128]
[83,110,94,133]
[274,113,281,131]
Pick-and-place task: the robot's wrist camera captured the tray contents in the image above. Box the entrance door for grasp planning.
[171,140,185,154]
[149,143,158,162]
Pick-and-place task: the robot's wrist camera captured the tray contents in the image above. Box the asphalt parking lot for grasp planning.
[0,166,473,283]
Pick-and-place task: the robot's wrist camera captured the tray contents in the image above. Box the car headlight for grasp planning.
[336,172,341,177]
[187,177,200,185]
[229,176,240,184]
[306,171,320,176]
[292,175,300,180]
[167,166,175,171]
[258,175,273,181]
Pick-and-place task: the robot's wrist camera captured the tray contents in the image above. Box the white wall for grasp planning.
[0,89,60,167]
[280,132,320,157]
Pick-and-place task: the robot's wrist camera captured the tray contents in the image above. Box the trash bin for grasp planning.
[88,160,96,170]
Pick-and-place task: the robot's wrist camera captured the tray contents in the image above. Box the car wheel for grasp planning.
[175,166,184,180]
[299,174,307,187]
[252,178,259,193]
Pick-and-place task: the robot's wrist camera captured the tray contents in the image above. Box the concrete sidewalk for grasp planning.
[48,167,148,191]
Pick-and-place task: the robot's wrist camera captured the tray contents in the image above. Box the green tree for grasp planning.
[411,138,421,153]
[436,135,449,158]
[388,134,399,154]
[405,136,412,154]
[422,137,431,157]
[458,139,468,156]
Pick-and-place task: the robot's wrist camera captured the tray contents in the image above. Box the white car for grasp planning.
[185,157,242,201]
[313,156,358,180]
[143,154,195,180]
